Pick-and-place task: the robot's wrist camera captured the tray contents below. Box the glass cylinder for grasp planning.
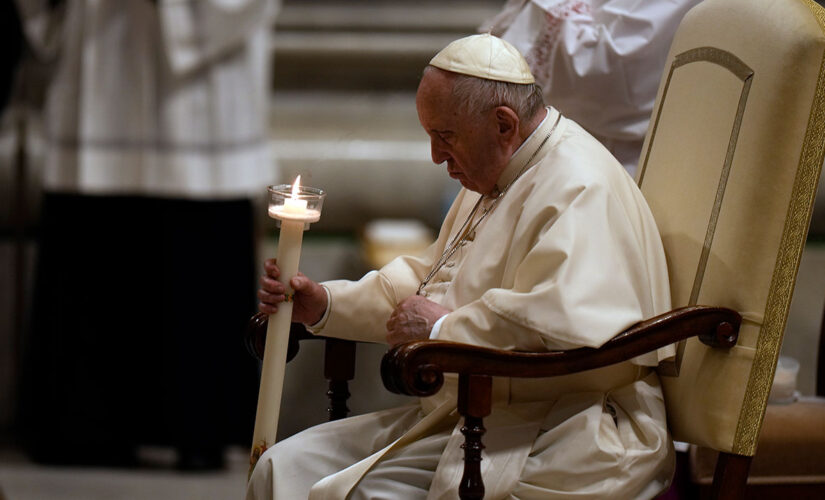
[267,184,326,228]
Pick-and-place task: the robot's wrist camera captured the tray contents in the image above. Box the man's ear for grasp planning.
[494,106,520,143]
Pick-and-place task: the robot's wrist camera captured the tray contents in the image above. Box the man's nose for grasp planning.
[431,141,450,165]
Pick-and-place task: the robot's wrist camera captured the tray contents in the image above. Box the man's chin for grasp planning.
[458,179,479,192]
[447,171,478,192]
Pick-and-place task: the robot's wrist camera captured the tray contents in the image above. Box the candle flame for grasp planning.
[291,175,301,199]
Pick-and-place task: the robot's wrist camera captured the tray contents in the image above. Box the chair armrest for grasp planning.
[245,312,316,362]
[245,312,358,420]
[381,305,741,397]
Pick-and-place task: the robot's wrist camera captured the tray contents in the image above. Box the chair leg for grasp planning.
[457,374,492,500]
[324,338,356,420]
[710,451,752,500]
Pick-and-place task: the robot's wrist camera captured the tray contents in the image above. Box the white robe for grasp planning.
[483,0,702,174]
[18,0,279,199]
[249,109,675,499]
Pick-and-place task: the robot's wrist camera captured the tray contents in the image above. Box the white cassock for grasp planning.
[17,0,278,198]
[483,0,703,175]
[248,108,676,499]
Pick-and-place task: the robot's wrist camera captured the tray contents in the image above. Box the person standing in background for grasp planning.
[18,0,279,470]
[483,0,702,175]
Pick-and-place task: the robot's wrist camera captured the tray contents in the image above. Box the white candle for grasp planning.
[283,175,308,213]
[283,197,308,213]
[250,176,318,478]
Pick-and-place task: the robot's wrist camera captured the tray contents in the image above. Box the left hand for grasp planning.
[386,295,451,348]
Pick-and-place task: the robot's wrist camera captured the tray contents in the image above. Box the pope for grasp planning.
[250,34,676,499]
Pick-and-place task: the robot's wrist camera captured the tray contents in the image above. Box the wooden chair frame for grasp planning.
[248,304,745,499]
[246,316,356,421]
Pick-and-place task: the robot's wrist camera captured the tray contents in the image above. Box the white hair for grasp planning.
[424,66,545,123]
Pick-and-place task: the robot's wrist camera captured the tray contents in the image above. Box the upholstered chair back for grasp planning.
[637,0,825,456]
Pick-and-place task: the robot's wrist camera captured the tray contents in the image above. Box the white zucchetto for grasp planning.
[429,33,535,84]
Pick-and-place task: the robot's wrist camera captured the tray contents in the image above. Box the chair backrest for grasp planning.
[637,0,825,456]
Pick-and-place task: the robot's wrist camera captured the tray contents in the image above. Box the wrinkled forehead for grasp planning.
[416,68,460,126]
[416,68,453,104]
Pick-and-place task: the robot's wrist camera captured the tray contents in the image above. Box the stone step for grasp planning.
[272,1,500,90]
[276,2,499,33]
[268,90,457,232]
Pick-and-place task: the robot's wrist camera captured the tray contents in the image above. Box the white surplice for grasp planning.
[483,0,703,174]
[248,108,675,499]
[19,0,279,199]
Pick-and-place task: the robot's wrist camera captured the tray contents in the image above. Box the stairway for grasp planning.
[273,0,501,91]
[268,1,502,234]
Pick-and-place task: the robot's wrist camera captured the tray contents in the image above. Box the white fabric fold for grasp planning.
[484,0,703,172]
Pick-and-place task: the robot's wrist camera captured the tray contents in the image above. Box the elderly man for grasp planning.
[250,34,675,499]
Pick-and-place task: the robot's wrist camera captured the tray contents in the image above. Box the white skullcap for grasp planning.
[429,33,535,84]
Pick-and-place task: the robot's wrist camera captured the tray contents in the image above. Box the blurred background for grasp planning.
[0,0,823,499]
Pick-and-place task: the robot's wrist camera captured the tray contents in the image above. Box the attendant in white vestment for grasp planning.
[250,34,675,499]
[19,0,279,469]
[483,0,703,175]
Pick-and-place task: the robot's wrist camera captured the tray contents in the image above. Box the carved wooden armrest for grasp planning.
[379,305,741,500]
[245,312,356,420]
[381,305,740,397]
[245,312,314,363]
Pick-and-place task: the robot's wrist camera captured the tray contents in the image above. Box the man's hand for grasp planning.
[258,258,328,325]
[386,295,451,348]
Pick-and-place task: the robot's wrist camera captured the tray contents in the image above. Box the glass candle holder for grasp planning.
[267,184,326,228]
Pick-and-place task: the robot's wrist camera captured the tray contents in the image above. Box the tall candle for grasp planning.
[250,176,324,478]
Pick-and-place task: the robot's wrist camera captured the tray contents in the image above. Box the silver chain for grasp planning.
[416,114,560,295]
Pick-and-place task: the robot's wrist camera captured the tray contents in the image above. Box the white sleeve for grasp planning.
[305,285,332,334]
[314,254,433,344]
[490,0,702,141]
[429,315,447,340]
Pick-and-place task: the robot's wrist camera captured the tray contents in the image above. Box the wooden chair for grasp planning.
[382,0,825,498]
[248,0,825,497]
[688,298,825,498]
[246,316,356,422]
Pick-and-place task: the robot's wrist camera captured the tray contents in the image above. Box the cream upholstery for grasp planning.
[637,0,825,455]
[690,398,825,487]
